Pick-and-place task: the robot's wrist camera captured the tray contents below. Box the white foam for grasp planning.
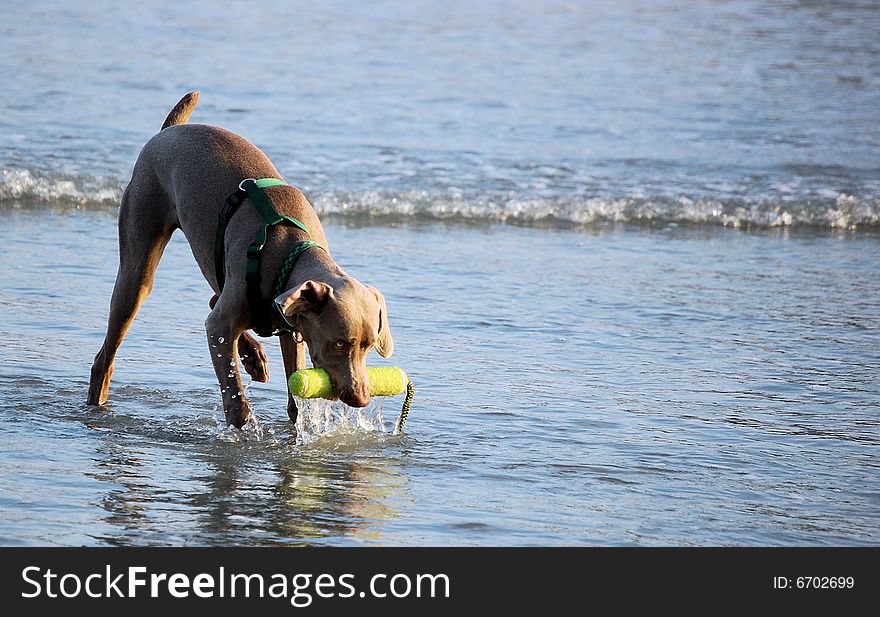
[0,168,122,208]
[3,167,878,230]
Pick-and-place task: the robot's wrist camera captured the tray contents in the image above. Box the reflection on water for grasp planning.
[78,400,408,546]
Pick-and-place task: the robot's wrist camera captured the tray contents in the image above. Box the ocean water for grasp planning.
[0,0,878,545]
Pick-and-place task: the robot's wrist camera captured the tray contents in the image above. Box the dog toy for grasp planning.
[288,367,414,434]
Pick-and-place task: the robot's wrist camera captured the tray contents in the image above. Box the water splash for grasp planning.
[294,397,390,447]
[215,413,276,444]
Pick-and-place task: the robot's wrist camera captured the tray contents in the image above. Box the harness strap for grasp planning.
[215,178,326,337]
[215,179,293,289]
[241,179,311,235]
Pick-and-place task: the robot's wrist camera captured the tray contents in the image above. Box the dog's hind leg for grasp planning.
[87,186,174,405]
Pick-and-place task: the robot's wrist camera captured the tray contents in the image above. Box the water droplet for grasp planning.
[218,337,225,343]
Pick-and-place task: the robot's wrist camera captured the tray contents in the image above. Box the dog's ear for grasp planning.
[275,281,333,318]
[367,286,394,358]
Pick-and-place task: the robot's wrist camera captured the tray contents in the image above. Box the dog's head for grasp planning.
[275,279,393,407]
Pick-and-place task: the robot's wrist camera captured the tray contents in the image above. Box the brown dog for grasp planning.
[87,92,393,427]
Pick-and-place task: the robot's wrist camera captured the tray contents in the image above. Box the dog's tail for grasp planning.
[161,91,200,130]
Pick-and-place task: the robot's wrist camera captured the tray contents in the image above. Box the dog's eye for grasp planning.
[334,340,348,351]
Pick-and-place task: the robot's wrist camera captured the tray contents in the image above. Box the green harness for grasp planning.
[215,178,324,337]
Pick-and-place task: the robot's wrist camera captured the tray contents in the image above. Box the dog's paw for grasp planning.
[241,352,270,383]
[224,401,253,429]
[239,333,270,383]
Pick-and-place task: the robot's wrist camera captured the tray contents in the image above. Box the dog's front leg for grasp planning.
[206,310,252,428]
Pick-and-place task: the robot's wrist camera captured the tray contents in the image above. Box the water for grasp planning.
[0,0,878,545]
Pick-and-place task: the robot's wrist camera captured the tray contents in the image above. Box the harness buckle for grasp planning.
[238,177,256,191]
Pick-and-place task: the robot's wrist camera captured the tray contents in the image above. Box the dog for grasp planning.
[87,92,393,427]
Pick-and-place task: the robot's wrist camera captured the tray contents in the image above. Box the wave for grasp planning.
[0,168,123,209]
[311,190,880,230]
[2,167,879,230]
